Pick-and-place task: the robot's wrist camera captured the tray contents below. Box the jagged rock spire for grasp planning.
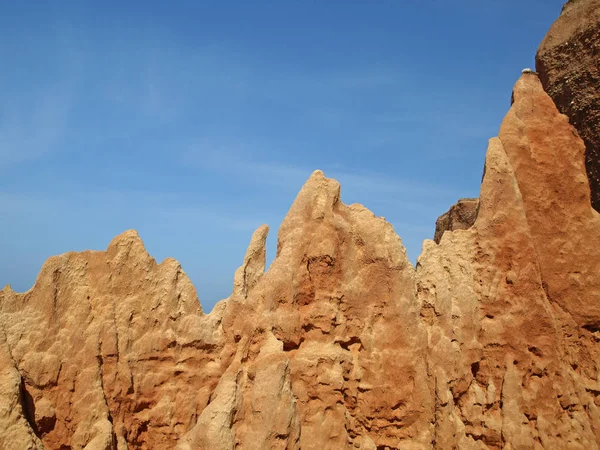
[232,224,269,299]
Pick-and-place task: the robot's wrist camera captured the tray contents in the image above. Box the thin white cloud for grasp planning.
[0,189,267,234]
[0,32,83,169]
[0,90,73,168]
[180,140,464,200]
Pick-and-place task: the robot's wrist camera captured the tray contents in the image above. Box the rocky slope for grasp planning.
[2,3,600,450]
[536,0,600,212]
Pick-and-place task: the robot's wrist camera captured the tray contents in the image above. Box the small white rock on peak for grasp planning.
[522,68,539,75]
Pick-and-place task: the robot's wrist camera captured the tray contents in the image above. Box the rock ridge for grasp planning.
[2,4,600,449]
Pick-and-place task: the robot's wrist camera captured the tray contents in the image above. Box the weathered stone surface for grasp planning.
[2,7,600,449]
[536,0,600,212]
[232,224,269,300]
[178,171,433,449]
[433,198,479,244]
[419,74,600,449]
[2,72,599,448]
[1,171,433,449]
[0,231,216,449]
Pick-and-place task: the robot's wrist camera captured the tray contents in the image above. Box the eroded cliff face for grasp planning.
[419,74,600,450]
[0,170,433,450]
[0,232,214,449]
[2,72,599,450]
[2,5,600,450]
[536,0,600,212]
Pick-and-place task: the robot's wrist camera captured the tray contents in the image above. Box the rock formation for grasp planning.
[2,2,600,449]
[419,72,600,449]
[536,0,600,212]
[433,198,479,244]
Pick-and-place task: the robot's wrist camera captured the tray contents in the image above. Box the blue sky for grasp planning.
[1,0,565,312]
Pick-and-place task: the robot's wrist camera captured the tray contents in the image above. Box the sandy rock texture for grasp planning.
[0,171,433,449]
[1,72,600,449]
[2,4,600,448]
[536,0,600,212]
[0,231,221,449]
[178,170,432,450]
[419,73,600,450]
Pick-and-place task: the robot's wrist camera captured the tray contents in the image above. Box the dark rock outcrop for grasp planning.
[536,0,600,212]
[433,198,479,244]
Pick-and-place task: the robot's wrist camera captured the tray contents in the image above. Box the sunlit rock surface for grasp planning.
[2,3,600,448]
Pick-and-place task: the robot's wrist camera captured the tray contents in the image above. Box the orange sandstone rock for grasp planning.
[2,12,600,450]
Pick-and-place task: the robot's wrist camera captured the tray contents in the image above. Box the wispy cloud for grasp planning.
[93,38,416,123]
[0,189,267,234]
[179,140,465,205]
[0,29,83,170]
[0,89,73,168]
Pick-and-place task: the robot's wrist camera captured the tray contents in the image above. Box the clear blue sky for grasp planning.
[1,0,565,312]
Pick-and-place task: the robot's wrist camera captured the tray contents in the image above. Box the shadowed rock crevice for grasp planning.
[18,379,40,437]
